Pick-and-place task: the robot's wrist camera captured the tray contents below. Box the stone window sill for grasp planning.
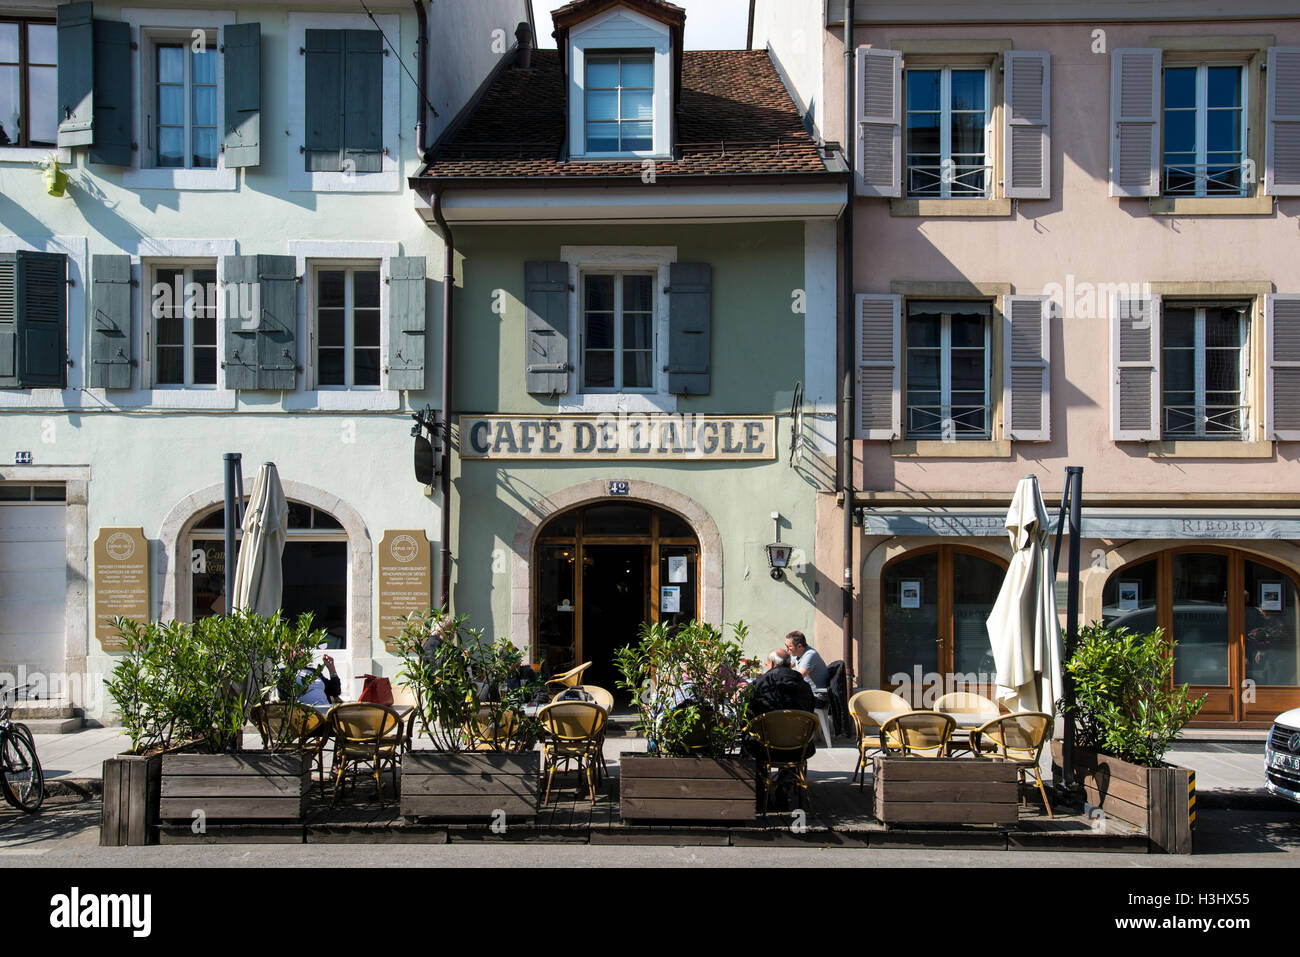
[890,439,1011,458]
[1148,195,1274,216]
[1147,440,1273,459]
[890,198,1012,217]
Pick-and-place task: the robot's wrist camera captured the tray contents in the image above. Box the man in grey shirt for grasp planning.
[784,631,828,694]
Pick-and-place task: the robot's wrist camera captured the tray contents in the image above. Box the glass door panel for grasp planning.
[1171,552,1231,686]
[883,552,940,684]
[1245,560,1300,687]
[657,545,697,630]
[951,551,1002,680]
[536,544,577,675]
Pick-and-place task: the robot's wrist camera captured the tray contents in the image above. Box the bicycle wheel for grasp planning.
[0,729,44,813]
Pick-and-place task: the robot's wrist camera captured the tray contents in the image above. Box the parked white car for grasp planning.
[1266,709,1300,804]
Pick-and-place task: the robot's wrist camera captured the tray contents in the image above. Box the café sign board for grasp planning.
[94,526,149,649]
[378,530,431,653]
[860,510,1300,540]
[460,414,776,461]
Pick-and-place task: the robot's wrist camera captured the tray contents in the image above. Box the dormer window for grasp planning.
[585,53,654,153]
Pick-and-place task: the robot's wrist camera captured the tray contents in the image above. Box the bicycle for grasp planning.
[0,682,44,813]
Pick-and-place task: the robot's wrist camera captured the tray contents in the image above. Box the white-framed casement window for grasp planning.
[580,271,655,393]
[1162,302,1249,438]
[1162,63,1248,197]
[311,263,382,389]
[584,53,654,154]
[0,17,57,151]
[904,67,991,198]
[904,301,992,438]
[149,261,218,387]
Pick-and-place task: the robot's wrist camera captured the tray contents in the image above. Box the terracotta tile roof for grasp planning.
[420,50,833,182]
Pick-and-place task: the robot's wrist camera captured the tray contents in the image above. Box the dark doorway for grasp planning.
[581,545,649,692]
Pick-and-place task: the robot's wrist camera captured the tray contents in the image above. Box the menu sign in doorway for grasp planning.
[378,530,432,652]
[94,527,150,650]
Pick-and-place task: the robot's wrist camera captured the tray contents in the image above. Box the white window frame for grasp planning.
[904,302,992,439]
[310,262,383,391]
[1161,60,1249,198]
[904,65,992,200]
[287,12,401,193]
[0,17,66,162]
[122,9,236,191]
[148,259,219,389]
[1160,301,1250,439]
[579,269,657,395]
[559,245,676,413]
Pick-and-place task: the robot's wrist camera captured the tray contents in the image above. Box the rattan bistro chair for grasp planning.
[328,703,403,806]
[538,701,607,805]
[971,711,1055,817]
[251,702,332,795]
[544,662,593,698]
[550,685,616,783]
[880,711,957,758]
[847,690,911,787]
[464,705,522,751]
[748,710,819,812]
[934,691,1002,756]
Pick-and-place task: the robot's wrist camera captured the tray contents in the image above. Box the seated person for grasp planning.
[744,650,816,760]
[296,654,341,706]
[785,631,829,700]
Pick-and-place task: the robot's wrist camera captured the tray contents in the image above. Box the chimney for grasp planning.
[514,21,534,70]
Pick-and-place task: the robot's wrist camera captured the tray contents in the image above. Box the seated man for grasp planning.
[297,654,341,707]
[744,651,816,809]
[785,631,829,702]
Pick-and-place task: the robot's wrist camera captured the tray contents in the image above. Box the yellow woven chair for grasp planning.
[748,710,819,812]
[550,685,616,782]
[880,711,957,758]
[972,711,1055,818]
[251,702,332,795]
[848,690,911,787]
[328,703,403,806]
[934,691,1002,755]
[544,662,592,698]
[538,701,607,804]
[463,705,522,751]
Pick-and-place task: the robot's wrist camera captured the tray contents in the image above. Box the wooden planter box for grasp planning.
[159,753,311,822]
[101,754,161,846]
[619,754,758,824]
[873,756,1020,826]
[1053,743,1194,853]
[401,750,539,823]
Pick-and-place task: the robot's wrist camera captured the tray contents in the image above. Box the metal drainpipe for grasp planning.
[432,188,454,610]
[841,0,856,690]
[413,0,428,158]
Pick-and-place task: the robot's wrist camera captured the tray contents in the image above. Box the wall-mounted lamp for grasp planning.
[765,542,793,581]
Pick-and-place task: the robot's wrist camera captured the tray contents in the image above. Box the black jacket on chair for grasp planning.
[825,660,850,737]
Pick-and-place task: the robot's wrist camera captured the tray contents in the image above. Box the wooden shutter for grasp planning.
[1109,49,1162,197]
[1266,295,1300,440]
[222,22,261,168]
[0,256,16,384]
[304,30,343,171]
[256,255,298,390]
[1266,47,1300,197]
[856,48,902,198]
[343,30,383,174]
[6,252,69,389]
[856,293,901,439]
[386,256,426,391]
[56,1,94,147]
[222,255,258,390]
[1110,294,1161,440]
[1004,51,1050,200]
[1002,295,1050,441]
[90,18,131,165]
[524,261,571,395]
[90,254,132,389]
[667,263,712,396]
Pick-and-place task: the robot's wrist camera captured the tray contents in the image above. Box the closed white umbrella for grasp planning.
[985,474,1063,714]
[231,462,288,617]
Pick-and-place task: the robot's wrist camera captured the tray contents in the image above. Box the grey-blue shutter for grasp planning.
[56,1,94,147]
[90,254,132,389]
[343,30,383,173]
[255,255,298,390]
[222,22,260,168]
[387,257,426,391]
[15,252,68,388]
[304,29,343,171]
[222,255,258,389]
[90,18,131,165]
[524,261,570,395]
[0,256,16,385]
[667,263,711,395]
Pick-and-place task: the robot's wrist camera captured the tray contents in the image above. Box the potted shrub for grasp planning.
[102,610,328,844]
[614,620,760,824]
[1053,622,1206,853]
[394,608,543,824]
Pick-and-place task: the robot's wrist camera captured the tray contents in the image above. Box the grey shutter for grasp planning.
[1266,47,1300,197]
[15,252,68,389]
[387,256,426,391]
[222,22,261,168]
[1110,294,1161,441]
[255,255,298,390]
[524,261,570,395]
[1004,51,1050,200]
[90,18,131,165]
[56,1,94,147]
[1002,295,1050,441]
[856,47,902,198]
[222,255,258,389]
[667,263,711,396]
[304,30,343,171]
[90,254,132,389]
[343,30,383,173]
[1267,295,1300,440]
[1109,48,1161,197]
[856,293,901,440]
[0,256,16,384]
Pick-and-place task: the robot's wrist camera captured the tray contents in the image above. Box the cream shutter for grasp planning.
[856,48,902,198]
[1109,49,1162,198]
[1110,294,1161,441]
[856,293,901,439]
[1266,294,1300,440]
[1004,51,1051,200]
[1002,295,1051,441]
[1266,47,1300,196]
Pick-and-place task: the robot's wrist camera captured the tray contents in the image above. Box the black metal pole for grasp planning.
[840,0,857,692]
[1062,465,1083,794]
[222,452,241,616]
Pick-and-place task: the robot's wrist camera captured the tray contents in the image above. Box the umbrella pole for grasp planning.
[1059,466,1083,801]
[223,453,242,616]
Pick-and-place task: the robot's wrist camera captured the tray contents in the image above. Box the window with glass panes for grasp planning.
[582,273,654,392]
[0,19,56,148]
[584,53,653,153]
[904,67,989,198]
[152,264,217,386]
[1162,64,1246,196]
[904,302,991,438]
[1161,303,1247,438]
[315,266,381,388]
[154,37,218,168]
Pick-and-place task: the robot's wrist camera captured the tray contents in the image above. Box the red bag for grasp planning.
[358,674,394,705]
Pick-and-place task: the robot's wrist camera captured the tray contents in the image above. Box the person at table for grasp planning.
[749,650,815,720]
[784,631,828,695]
[297,654,341,706]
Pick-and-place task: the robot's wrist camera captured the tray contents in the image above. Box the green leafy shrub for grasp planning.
[391,607,542,753]
[614,620,758,759]
[1064,621,1206,767]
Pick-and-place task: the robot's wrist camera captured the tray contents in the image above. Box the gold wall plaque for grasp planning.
[93,526,150,650]
[378,530,432,653]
